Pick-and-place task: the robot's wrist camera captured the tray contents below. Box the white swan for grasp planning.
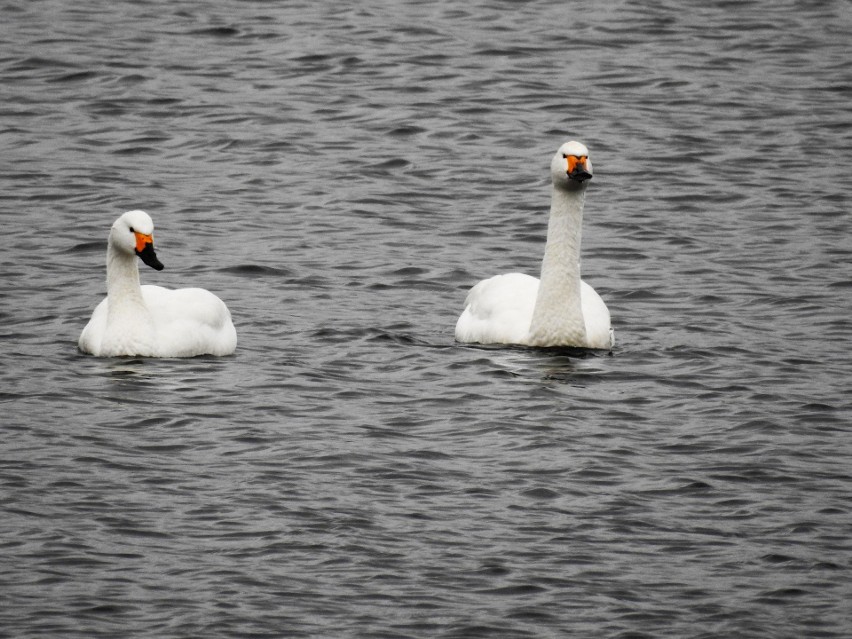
[455,141,614,349]
[79,210,237,357]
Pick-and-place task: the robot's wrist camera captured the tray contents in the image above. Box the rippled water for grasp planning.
[2,1,851,637]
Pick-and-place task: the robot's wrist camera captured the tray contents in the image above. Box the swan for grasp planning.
[455,141,614,349]
[78,210,237,357]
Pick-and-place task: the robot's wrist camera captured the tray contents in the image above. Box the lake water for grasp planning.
[1,1,851,637]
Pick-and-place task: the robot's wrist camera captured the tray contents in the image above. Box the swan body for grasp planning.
[455,141,614,349]
[79,210,237,357]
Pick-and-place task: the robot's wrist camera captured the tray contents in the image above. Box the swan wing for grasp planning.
[141,285,237,357]
[580,281,614,349]
[78,298,109,354]
[455,273,539,345]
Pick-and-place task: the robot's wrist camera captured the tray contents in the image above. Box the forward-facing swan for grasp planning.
[79,210,237,357]
[455,141,614,349]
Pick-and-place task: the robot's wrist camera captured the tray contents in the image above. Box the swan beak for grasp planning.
[566,155,592,183]
[134,232,164,271]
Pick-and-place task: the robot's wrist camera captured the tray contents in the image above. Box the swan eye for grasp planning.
[129,227,135,233]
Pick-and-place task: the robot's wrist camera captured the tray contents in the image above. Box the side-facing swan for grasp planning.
[79,210,237,357]
[455,141,614,349]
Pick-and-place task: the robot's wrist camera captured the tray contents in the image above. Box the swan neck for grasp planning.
[527,185,587,346]
[106,244,146,312]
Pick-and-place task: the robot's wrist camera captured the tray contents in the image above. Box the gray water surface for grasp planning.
[2,1,851,637]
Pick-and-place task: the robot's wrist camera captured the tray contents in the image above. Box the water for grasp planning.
[2,0,851,637]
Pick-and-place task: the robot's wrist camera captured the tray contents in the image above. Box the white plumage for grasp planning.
[79,210,237,357]
[455,141,614,349]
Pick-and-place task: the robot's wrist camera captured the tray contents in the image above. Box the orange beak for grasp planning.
[566,155,588,174]
[565,154,592,183]
[134,231,164,270]
[134,231,154,253]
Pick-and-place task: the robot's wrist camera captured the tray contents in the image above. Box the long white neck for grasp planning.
[104,241,158,344]
[99,242,157,356]
[106,244,146,314]
[527,184,587,346]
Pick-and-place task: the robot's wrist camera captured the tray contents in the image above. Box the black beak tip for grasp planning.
[569,170,593,183]
[136,244,165,271]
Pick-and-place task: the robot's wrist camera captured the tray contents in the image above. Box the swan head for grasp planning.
[551,141,593,191]
[110,210,164,271]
